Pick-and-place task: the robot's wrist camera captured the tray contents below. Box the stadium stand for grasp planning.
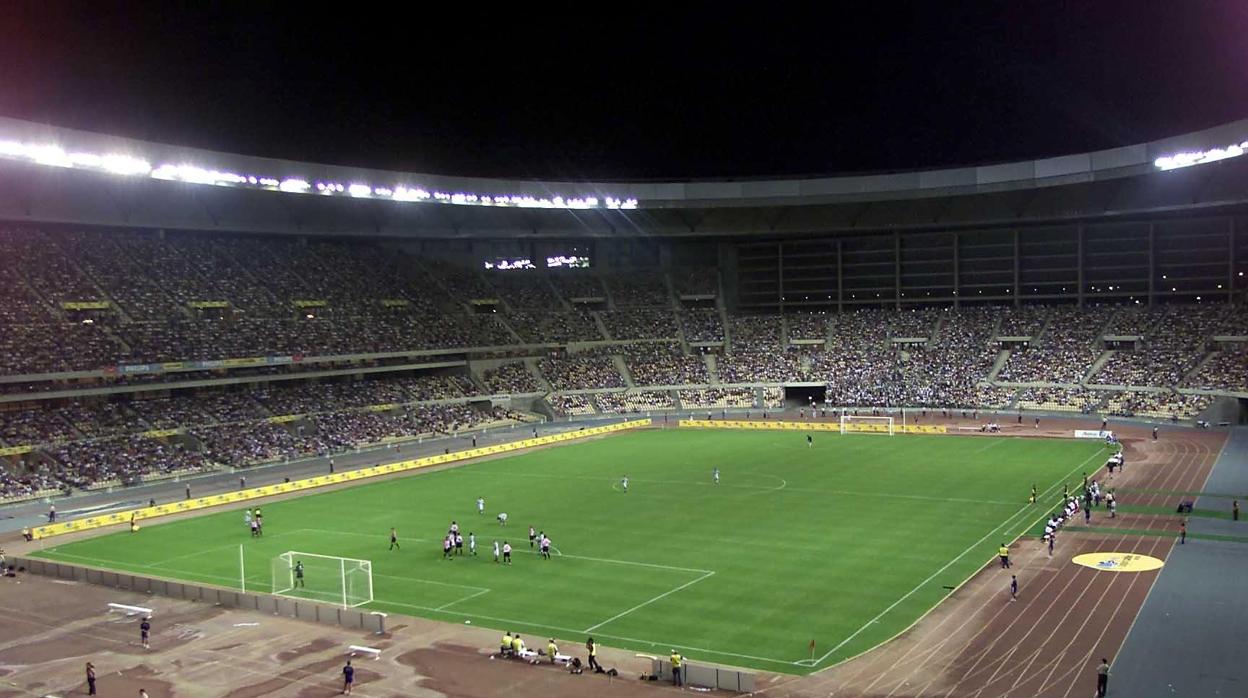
[607,271,671,307]
[547,393,597,416]
[1186,343,1248,392]
[729,315,784,350]
[787,313,828,342]
[680,309,726,343]
[537,354,626,391]
[997,306,1114,384]
[507,310,602,343]
[482,362,541,394]
[0,221,1242,501]
[595,390,676,413]
[678,388,756,409]
[620,343,709,386]
[600,309,679,340]
[1015,387,1107,414]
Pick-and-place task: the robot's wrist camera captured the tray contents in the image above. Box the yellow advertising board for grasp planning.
[0,444,33,457]
[60,300,112,310]
[266,414,301,424]
[187,301,230,308]
[222,357,267,367]
[30,418,652,540]
[140,429,183,438]
[293,299,328,308]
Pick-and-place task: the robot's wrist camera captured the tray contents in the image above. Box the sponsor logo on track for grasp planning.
[1072,552,1164,572]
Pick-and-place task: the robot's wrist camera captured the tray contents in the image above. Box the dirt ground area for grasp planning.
[0,415,1222,698]
[0,574,693,698]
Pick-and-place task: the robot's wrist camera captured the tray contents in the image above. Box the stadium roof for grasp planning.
[4,115,1248,238]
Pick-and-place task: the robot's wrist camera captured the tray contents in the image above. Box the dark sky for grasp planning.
[2,2,1248,180]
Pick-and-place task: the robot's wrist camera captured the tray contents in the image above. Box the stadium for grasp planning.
[2,11,1248,698]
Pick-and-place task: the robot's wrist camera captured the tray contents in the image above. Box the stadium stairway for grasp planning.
[1182,351,1219,384]
[612,354,635,388]
[523,358,553,392]
[1083,349,1115,383]
[704,353,720,384]
[986,348,1012,381]
[592,311,612,340]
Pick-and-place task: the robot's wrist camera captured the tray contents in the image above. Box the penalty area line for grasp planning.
[583,570,716,633]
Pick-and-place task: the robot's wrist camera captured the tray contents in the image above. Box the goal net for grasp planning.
[271,551,374,608]
[839,414,895,435]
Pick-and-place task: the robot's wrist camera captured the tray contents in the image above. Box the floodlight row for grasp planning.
[1154,142,1247,171]
[0,138,639,210]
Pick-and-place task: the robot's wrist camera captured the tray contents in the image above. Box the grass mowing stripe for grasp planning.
[454,469,1020,506]
[804,445,1108,668]
[31,429,1105,674]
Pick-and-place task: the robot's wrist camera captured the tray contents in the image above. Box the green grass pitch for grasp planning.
[33,428,1106,674]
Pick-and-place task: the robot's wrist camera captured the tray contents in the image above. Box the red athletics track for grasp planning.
[747,421,1224,698]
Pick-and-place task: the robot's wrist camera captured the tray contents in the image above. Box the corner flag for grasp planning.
[809,638,816,660]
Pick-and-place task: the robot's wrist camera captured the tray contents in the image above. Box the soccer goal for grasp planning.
[839,414,895,435]
[271,551,374,608]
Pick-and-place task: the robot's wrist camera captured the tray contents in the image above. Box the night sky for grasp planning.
[2,2,1248,180]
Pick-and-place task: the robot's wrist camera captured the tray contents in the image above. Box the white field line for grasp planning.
[799,447,1108,668]
[435,587,492,611]
[584,570,716,633]
[456,470,1018,507]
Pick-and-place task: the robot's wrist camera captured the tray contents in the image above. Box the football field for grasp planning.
[33,428,1107,674]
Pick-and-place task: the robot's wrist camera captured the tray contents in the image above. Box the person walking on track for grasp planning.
[1096,658,1110,697]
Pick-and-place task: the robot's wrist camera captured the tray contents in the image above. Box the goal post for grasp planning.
[839,414,895,435]
[271,551,374,608]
